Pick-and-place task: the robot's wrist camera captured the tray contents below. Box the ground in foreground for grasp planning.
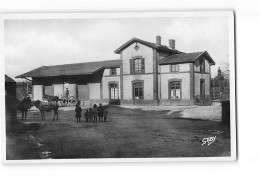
[6,104,230,159]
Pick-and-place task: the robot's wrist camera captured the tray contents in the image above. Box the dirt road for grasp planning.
[6,105,230,160]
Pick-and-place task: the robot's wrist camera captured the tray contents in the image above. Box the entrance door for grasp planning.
[169,80,181,105]
[133,82,143,105]
[109,83,119,104]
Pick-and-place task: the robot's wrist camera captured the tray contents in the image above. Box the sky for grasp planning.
[4,16,229,81]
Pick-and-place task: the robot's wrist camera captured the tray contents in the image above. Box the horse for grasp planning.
[17,97,33,120]
[43,94,59,102]
[33,100,59,120]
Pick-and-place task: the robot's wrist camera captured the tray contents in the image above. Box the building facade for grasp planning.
[17,36,215,106]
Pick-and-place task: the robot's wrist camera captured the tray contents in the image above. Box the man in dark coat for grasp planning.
[75,101,82,122]
[84,109,90,122]
[92,104,98,122]
[98,103,104,122]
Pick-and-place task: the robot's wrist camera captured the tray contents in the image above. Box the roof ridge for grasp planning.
[43,59,121,68]
[159,51,214,65]
[174,51,204,55]
[114,37,182,54]
[193,51,206,60]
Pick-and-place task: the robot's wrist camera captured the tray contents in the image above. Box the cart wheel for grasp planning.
[60,98,68,107]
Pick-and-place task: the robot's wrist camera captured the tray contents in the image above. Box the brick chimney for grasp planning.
[156,36,161,46]
[169,39,175,49]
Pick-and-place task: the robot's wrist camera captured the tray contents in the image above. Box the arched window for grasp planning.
[132,81,144,100]
[169,80,181,100]
[200,78,205,97]
[109,82,119,100]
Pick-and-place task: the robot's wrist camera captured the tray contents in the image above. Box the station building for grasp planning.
[17,36,215,105]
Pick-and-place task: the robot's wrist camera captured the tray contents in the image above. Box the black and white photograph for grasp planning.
[2,12,236,162]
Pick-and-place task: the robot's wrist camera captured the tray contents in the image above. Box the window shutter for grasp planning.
[130,59,133,74]
[141,58,145,73]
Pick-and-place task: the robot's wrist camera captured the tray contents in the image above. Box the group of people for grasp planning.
[75,102,108,123]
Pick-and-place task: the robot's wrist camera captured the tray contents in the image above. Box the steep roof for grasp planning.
[5,75,16,82]
[114,37,182,54]
[16,59,121,78]
[159,51,215,65]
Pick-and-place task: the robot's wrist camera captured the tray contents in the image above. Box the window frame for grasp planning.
[132,80,144,100]
[200,78,205,98]
[130,56,145,74]
[170,64,179,72]
[168,79,182,100]
[110,68,117,76]
[108,81,119,100]
[133,58,142,74]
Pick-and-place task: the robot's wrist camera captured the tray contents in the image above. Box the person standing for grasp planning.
[75,101,82,122]
[84,109,90,122]
[98,103,104,122]
[88,103,93,122]
[65,88,69,100]
[103,108,108,123]
[93,104,98,122]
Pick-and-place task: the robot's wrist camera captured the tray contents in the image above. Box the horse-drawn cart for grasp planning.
[43,94,77,107]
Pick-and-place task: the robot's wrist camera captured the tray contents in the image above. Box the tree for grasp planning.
[211,62,230,100]
[16,81,32,100]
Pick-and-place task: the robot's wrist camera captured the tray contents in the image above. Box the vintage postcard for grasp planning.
[1,11,236,163]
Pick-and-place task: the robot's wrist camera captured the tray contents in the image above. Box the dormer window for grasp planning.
[170,64,179,72]
[110,68,117,76]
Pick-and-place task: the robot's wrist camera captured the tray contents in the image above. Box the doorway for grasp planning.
[109,83,120,105]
